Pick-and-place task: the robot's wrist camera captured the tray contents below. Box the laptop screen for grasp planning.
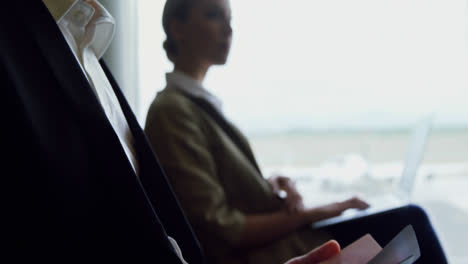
[398,115,434,198]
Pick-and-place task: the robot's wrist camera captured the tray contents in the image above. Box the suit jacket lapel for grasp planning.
[25,1,109,124]
[101,63,205,264]
[179,92,263,175]
[26,1,141,177]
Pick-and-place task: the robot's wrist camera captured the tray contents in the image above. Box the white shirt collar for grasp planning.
[166,71,223,113]
[44,0,115,60]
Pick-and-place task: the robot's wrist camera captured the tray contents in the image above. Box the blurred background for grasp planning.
[101,0,468,262]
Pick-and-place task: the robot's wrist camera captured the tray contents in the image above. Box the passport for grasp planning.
[320,225,420,264]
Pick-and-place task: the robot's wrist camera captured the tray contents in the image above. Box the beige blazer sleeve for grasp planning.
[144,91,246,246]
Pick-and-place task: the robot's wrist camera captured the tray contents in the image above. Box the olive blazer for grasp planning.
[145,86,330,264]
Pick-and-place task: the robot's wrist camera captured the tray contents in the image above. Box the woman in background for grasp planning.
[144,0,447,264]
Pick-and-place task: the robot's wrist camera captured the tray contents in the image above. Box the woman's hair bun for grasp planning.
[162,0,191,62]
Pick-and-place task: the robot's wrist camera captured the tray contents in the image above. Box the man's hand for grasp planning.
[268,175,304,213]
[285,240,341,264]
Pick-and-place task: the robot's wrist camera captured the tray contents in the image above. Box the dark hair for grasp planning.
[162,0,193,62]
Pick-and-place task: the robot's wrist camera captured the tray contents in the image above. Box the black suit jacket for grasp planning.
[1,1,204,263]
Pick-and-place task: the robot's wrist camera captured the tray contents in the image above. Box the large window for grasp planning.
[138,1,468,262]
[138,0,468,169]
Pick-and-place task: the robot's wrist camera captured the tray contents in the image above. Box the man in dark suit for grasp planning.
[1,0,204,263]
[1,1,343,263]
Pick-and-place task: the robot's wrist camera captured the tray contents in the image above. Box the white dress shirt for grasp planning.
[166,71,223,115]
[44,0,139,174]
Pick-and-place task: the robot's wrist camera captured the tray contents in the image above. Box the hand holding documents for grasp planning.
[320,225,420,264]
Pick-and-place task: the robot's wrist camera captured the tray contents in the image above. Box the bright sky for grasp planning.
[138,0,468,133]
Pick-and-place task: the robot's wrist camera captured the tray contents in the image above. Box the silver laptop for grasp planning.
[310,115,434,228]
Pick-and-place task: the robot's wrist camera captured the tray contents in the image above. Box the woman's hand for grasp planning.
[340,196,370,210]
[285,240,341,264]
[268,175,304,213]
[300,196,370,223]
[308,196,370,221]
[322,196,370,218]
